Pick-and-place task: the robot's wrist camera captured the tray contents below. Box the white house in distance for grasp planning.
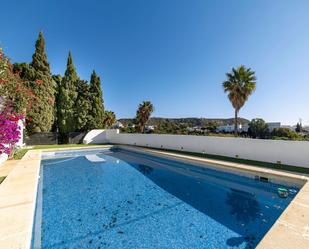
[267,122,281,132]
[145,125,155,132]
[127,123,135,128]
[266,122,296,132]
[112,121,124,129]
[187,126,203,132]
[217,122,282,133]
[217,123,246,133]
[281,125,295,131]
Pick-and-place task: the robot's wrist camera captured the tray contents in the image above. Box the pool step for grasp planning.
[85,155,106,163]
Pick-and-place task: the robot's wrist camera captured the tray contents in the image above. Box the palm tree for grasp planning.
[103,111,116,128]
[135,101,154,133]
[223,65,256,135]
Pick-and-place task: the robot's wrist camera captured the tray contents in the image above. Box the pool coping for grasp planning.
[0,144,308,248]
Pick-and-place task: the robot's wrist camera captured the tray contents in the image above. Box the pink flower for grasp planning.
[0,107,23,155]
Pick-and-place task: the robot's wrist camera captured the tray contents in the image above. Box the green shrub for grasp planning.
[13,149,28,160]
[248,118,269,138]
[271,128,301,140]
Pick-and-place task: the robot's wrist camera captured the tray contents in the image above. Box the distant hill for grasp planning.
[118,117,250,127]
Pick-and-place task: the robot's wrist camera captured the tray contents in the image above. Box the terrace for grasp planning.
[1,1,309,248]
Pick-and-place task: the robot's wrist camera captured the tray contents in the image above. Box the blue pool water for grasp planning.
[32,148,300,249]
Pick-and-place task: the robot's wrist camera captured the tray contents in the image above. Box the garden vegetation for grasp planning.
[0,32,115,157]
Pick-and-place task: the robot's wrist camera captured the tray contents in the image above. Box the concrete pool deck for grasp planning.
[0,145,308,248]
[0,160,18,179]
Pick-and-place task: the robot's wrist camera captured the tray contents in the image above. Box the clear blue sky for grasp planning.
[1,0,309,125]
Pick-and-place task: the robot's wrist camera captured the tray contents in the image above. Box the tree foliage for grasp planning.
[202,121,218,132]
[103,111,116,128]
[57,52,79,133]
[3,32,111,137]
[88,71,105,129]
[13,32,55,133]
[223,65,256,135]
[248,118,269,138]
[135,101,154,133]
[52,74,62,131]
[0,49,34,114]
[295,122,302,133]
[155,119,187,134]
[75,80,91,131]
[272,128,301,140]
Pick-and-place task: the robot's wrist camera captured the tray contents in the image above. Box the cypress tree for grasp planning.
[31,32,51,73]
[75,80,91,131]
[52,74,62,131]
[14,32,55,133]
[88,70,105,129]
[58,52,79,133]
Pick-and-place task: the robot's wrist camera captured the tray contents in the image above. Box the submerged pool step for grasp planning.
[85,154,106,163]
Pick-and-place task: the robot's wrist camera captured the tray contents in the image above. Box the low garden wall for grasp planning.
[84,129,309,168]
[25,132,59,145]
[25,132,87,145]
[67,132,88,144]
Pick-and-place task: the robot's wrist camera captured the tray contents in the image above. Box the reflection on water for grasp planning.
[226,235,256,249]
[226,189,260,248]
[137,164,153,175]
[226,189,260,224]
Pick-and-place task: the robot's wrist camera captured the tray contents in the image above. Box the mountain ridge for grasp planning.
[118,117,250,127]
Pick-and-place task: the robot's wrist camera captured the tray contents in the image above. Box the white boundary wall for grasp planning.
[84,129,309,168]
[83,129,119,144]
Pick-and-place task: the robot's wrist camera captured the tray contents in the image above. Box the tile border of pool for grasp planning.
[0,144,308,249]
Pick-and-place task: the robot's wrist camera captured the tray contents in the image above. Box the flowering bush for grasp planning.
[0,48,35,114]
[0,48,34,152]
[0,105,23,156]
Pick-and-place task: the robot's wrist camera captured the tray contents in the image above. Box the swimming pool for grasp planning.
[32,147,301,248]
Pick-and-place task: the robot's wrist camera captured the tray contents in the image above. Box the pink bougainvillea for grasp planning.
[0,105,23,156]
